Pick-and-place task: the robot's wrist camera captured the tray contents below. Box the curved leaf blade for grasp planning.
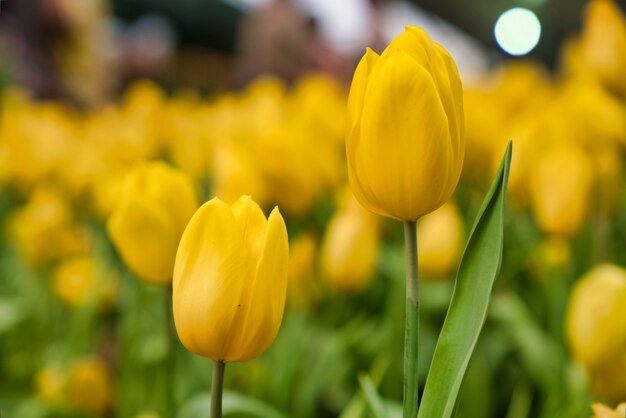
[418,141,512,418]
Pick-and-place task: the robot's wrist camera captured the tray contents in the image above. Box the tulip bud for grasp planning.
[529,145,593,237]
[417,202,465,280]
[346,26,465,221]
[173,195,289,362]
[320,194,379,293]
[107,162,198,285]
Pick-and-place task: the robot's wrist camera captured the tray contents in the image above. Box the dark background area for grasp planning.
[110,0,626,66]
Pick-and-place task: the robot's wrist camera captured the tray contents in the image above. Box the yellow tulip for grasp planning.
[529,145,593,237]
[417,202,465,280]
[107,162,198,285]
[321,194,379,293]
[592,403,626,418]
[346,26,465,221]
[66,357,111,414]
[566,264,626,369]
[580,0,626,97]
[173,195,288,362]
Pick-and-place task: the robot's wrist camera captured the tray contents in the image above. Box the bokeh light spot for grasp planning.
[494,8,542,56]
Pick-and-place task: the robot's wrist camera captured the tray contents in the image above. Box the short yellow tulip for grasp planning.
[173,195,288,362]
[346,26,465,221]
[107,162,198,285]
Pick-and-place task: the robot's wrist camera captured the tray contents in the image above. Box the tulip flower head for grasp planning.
[346,26,465,221]
[173,195,289,362]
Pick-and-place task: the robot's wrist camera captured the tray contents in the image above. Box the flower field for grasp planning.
[1,1,626,417]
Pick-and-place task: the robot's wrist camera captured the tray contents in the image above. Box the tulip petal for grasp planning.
[347,48,380,140]
[347,133,395,219]
[230,195,268,264]
[434,44,465,182]
[352,50,453,220]
[223,207,288,361]
[173,198,251,360]
[107,195,178,285]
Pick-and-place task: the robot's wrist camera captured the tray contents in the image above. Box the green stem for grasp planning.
[403,220,420,417]
[164,286,176,416]
[211,360,226,418]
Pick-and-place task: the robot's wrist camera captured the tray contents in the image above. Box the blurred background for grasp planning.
[1,0,626,417]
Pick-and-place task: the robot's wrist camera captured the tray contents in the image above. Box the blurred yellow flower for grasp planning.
[321,194,379,293]
[135,413,161,418]
[567,264,626,367]
[530,145,594,237]
[107,162,198,285]
[288,233,320,307]
[534,237,571,270]
[8,185,84,266]
[579,0,626,97]
[173,196,289,362]
[592,146,624,216]
[591,353,626,405]
[35,365,67,406]
[66,357,112,414]
[346,26,465,221]
[212,142,269,207]
[566,264,626,401]
[417,202,465,280]
[592,402,626,418]
[52,256,118,309]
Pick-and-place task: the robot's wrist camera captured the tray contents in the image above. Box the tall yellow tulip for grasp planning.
[107,162,198,285]
[172,195,288,362]
[346,26,465,221]
[346,26,465,417]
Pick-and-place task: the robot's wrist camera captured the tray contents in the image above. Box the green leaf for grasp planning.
[417,141,512,418]
[177,391,289,418]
